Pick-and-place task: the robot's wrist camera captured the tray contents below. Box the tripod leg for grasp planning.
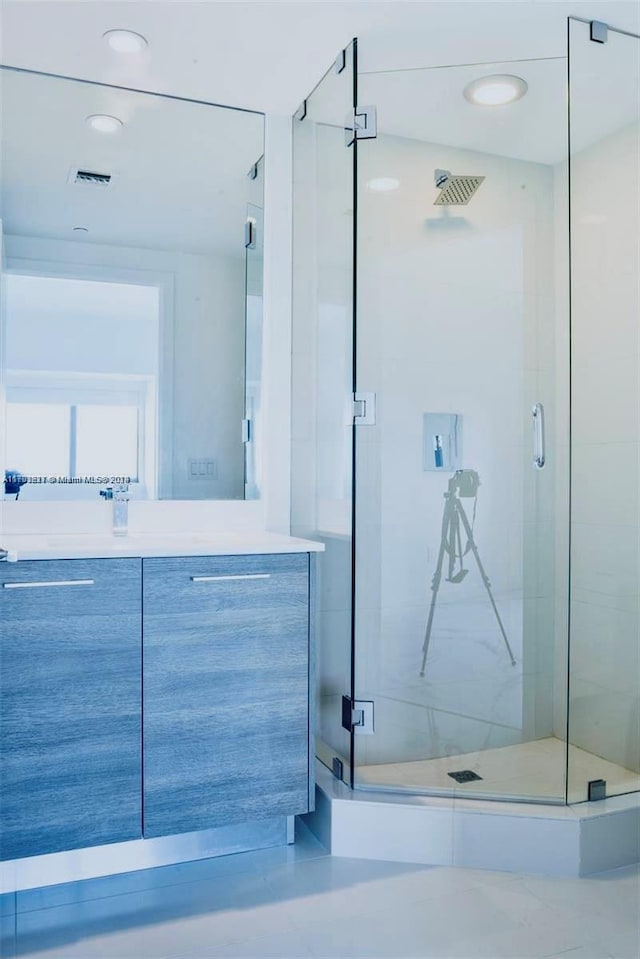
[456,518,465,576]
[455,501,517,666]
[420,496,452,676]
[447,511,459,581]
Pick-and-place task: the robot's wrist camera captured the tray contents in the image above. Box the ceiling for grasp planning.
[0,1,637,254]
[366,19,639,165]
[0,2,638,117]
[363,57,569,165]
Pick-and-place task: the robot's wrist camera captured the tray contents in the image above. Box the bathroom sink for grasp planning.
[46,535,130,548]
[44,533,220,550]
[127,533,215,545]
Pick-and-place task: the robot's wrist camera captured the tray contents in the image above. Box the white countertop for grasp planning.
[0,530,325,561]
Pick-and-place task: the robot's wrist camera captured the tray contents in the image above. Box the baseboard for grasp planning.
[1,816,289,895]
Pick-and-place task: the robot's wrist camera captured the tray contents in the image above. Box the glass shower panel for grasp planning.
[567,19,640,802]
[291,43,356,782]
[353,57,570,802]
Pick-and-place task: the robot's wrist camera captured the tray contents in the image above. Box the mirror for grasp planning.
[0,67,264,501]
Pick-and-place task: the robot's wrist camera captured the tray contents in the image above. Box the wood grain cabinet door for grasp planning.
[0,559,142,861]
[143,553,310,838]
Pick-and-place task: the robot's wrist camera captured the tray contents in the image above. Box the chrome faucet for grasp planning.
[100,484,129,536]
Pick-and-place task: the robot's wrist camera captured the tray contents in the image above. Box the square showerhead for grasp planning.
[434,171,485,206]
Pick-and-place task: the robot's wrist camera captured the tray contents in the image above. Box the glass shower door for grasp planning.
[567,18,640,802]
[352,55,571,802]
[291,42,357,783]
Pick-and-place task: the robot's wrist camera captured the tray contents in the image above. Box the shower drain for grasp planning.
[447,769,483,783]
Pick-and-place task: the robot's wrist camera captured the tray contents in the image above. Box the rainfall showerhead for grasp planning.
[434,169,485,205]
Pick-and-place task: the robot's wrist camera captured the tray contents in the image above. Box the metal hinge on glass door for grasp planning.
[342,695,375,735]
[353,392,376,425]
[590,20,608,43]
[345,106,377,146]
[244,219,256,249]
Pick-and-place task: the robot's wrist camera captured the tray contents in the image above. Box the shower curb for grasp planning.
[303,761,640,877]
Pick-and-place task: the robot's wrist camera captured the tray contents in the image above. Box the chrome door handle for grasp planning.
[2,579,95,589]
[532,403,546,470]
[190,574,270,583]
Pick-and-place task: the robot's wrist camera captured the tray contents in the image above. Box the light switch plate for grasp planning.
[188,458,218,480]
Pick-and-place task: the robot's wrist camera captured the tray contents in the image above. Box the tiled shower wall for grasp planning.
[353,132,560,767]
[567,118,640,776]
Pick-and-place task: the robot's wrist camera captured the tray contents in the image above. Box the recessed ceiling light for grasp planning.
[367,177,400,192]
[73,226,89,233]
[103,29,148,53]
[463,75,528,107]
[86,114,123,134]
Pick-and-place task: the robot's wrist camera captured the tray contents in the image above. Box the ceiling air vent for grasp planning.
[68,168,113,186]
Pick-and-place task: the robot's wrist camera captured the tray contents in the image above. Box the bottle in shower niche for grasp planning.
[434,434,444,468]
[112,485,130,536]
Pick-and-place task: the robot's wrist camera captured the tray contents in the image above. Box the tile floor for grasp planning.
[357,738,640,804]
[1,824,638,959]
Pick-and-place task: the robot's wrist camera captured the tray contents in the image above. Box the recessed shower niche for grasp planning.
[422,413,462,472]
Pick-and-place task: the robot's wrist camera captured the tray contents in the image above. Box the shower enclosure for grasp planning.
[291,19,639,805]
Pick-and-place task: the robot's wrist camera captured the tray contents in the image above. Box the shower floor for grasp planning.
[356,737,640,803]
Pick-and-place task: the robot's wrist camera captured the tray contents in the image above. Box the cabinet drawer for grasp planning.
[0,558,140,617]
[143,552,310,838]
[142,553,308,614]
[0,559,142,860]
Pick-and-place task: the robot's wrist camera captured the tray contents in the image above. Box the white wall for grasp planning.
[5,274,158,375]
[168,250,245,501]
[260,114,294,533]
[566,119,640,776]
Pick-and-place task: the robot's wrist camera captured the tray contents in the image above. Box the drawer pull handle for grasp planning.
[190,574,271,583]
[3,579,95,589]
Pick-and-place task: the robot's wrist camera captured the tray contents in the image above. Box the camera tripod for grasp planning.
[420,470,517,677]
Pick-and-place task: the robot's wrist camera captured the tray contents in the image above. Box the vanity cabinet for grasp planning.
[0,548,315,862]
[0,559,142,861]
[142,553,311,838]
